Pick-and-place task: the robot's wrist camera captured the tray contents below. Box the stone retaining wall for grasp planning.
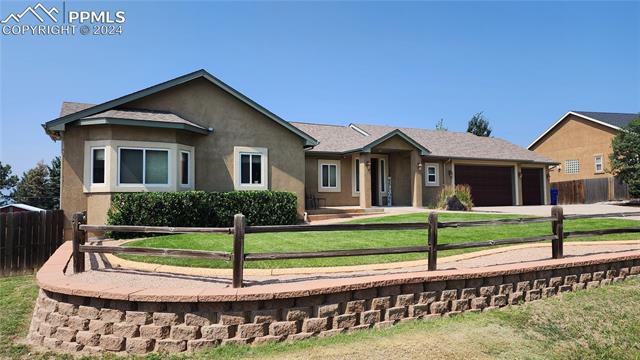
[28,259,640,354]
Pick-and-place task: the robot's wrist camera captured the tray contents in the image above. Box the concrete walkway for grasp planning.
[72,241,640,290]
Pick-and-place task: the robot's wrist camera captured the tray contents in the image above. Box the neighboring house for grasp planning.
[43,69,555,239]
[528,111,638,202]
[0,204,46,213]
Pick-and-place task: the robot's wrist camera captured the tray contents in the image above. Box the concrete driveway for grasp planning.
[474,203,640,220]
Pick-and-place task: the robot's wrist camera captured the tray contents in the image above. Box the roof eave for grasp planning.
[425,154,559,165]
[77,117,213,135]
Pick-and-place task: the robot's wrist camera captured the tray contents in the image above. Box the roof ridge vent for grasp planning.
[349,123,370,136]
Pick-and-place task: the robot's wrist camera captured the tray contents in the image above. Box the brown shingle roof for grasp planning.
[59,102,207,131]
[292,122,556,164]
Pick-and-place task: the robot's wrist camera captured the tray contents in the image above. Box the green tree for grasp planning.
[467,112,492,137]
[11,157,61,209]
[0,162,19,205]
[609,118,640,197]
[435,118,447,131]
[47,157,61,209]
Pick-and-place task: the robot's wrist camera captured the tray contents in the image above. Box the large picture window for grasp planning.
[119,148,169,185]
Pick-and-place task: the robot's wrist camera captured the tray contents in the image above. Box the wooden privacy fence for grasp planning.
[0,210,64,275]
[73,207,640,288]
[552,177,630,204]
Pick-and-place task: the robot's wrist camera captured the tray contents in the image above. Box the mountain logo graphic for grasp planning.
[1,3,59,24]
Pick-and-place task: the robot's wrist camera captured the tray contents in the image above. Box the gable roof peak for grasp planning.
[44,69,318,146]
[528,110,639,149]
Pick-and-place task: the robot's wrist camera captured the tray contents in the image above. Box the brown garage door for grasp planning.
[455,165,514,206]
[522,168,543,205]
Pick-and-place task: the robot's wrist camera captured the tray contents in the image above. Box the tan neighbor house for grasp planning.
[43,69,556,239]
[528,111,638,202]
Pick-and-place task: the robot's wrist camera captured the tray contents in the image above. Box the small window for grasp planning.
[380,159,386,192]
[594,155,604,173]
[91,148,105,184]
[234,146,268,190]
[240,153,263,185]
[425,163,439,186]
[322,164,337,187]
[180,151,190,185]
[354,158,360,192]
[318,160,340,192]
[119,148,169,185]
[565,160,580,174]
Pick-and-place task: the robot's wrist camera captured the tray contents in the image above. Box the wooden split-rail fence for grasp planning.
[0,210,65,275]
[72,207,640,288]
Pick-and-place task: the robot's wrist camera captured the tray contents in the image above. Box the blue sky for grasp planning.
[1,1,639,175]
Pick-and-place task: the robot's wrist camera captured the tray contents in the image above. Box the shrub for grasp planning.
[107,191,298,238]
[436,185,474,210]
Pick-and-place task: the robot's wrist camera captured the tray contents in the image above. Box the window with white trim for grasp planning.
[565,159,580,174]
[354,158,360,193]
[318,160,340,192]
[594,155,604,173]
[119,148,169,185]
[424,163,439,186]
[233,146,268,190]
[240,153,263,185]
[180,151,191,185]
[91,148,105,184]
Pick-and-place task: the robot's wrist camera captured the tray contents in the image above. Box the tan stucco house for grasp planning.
[43,69,555,238]
[528,111,638,184]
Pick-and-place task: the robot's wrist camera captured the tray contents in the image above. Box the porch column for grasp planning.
[410,150,423,208]
[543,166,550,205]
[514,165,522,206]
[359,153,372,208]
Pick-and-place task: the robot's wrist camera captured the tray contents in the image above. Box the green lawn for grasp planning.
[120,212,640,269]
[0,275,40,359]
[3,275,640,359]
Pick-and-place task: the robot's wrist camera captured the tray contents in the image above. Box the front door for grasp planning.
[370,158,379,206]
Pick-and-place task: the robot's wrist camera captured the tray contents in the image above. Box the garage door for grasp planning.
[522,168,543,205]
[455,165,514,206]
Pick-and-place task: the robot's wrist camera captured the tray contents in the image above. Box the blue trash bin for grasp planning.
[550,188,558,205]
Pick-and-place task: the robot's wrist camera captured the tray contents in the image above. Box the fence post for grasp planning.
[551,206,558,259]
[232,214,246,288]
[72,212,86,273]
[427,212,438,271]
[554,206,564,259]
